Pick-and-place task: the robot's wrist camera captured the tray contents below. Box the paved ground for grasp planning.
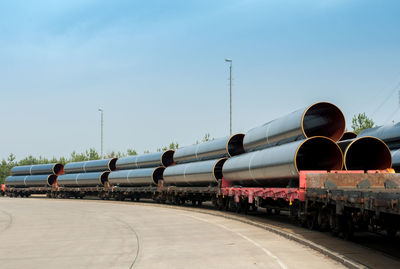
[0,197,345,269]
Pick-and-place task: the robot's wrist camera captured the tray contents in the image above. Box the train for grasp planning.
[3,101,400,239]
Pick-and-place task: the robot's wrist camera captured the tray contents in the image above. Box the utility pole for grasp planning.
[225,58,233,136]
[98,107,103,158]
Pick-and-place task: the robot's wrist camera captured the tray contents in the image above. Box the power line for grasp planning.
[383,106,400,125]
[371,73,400,117]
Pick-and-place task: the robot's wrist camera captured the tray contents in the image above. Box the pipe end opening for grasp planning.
[296,137,343,172]
[303,102,345,142]
[214,158,228,180]
[53,163,64,175]
[161,150,175,167]
[100,172,110,185]
[108,158,118,171]
[152,167,165,184]
[340,132,357,141]
[48,175,58,186]
[228,133,245,157]
[345,137,392,170]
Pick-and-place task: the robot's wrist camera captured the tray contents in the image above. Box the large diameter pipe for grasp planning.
[339,132,357,141]
[10,163,64,176]
[108,167,165,187]
[5,174,57,188]
[359,124,400,150]
[116,150,174,170]
[338,137,392,170]
[57,171,109,187]
[64,158,117,174]
[243,102,345,152]
[173,134,245,164]
[391,149,400,172]
[223,137,343,187]
[163,158,227,186]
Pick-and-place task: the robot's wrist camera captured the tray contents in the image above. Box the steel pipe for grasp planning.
[391,149,400,172]
[116,150,174,170]
[108,167,165,187]
[163,158,227,186]
[57,171,109,187]
[173,134,244,164]
[64,158,117,174]
[5,174,57,188]
[340,132,357,141]
[243,102,345,152]
[338,137,392,170]
[359,124,400,150]
[10,163,63,176]
[223,137,343,187]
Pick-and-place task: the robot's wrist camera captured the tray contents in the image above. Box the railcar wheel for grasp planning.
[317,209,329,231]
[342,218,354,240]
[266,208,272,215]
[306,214,318,230]
[250,204,258,212]
[328,212,339,236]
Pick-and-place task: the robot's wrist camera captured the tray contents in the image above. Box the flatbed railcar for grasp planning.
[3,171,400,239]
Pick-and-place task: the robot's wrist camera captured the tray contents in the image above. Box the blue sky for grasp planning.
[1,0,400,160]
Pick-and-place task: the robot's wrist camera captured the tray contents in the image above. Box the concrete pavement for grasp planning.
[0,197,345,269]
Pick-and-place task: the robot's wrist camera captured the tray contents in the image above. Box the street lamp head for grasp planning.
[225,58,232,62]
[98,107,103,112]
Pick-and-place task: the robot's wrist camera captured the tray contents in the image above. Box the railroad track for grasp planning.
[25,195,400,269]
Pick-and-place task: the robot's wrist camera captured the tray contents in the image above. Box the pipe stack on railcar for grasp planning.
[57,158,117,187]
[107,150,174,187]
[5,163,63,188]
[359,124,400,171]
[223,102,346,187]
[163,134,245,186]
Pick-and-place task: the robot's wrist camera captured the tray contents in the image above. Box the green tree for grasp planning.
[202,133,211,142]
[169,142,179,149]
[126,149,137,156]
[351,113,375,134]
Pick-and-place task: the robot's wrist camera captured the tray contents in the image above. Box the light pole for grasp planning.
[225,58,232,136]
[98,107,103,158]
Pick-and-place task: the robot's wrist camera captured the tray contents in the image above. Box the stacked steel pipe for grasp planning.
[223,102,347,187]
[359,124,400,171]
[163,134,245,186]
[5,163,63,188]
[108,150,175,187]
[5,101,394,190]
[57,159,117,187]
